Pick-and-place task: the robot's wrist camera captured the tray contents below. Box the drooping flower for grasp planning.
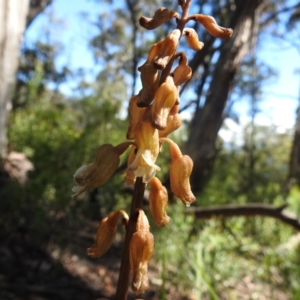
[150,75,178,130]
[139,7,179,30]
[127,118,161,183]
[87,210,129,258]
[193,14,233,38]
[138,62,160,107]
[130,210,154,294]
[154,29,181,70]
[72,142,132,197]
[127,94,147,140]
[149,176,170,227]
[161,137,196,206]
[183,28,204,51]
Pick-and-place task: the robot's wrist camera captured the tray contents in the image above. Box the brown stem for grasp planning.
[188,203,300,231]
[115,177,146,299]
[159,0,192,85]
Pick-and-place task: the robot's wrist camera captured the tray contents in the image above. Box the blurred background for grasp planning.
[1,0,300,299]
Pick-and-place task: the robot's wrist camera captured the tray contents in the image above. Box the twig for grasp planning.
[187,203,300,231]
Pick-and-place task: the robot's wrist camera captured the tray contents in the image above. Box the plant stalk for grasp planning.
[115,177,146,299]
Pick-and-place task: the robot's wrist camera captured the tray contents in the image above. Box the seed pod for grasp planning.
[194,14,233,38]
[161,138,196,206]
[127,94,147,140]
[151,76,178,130]
[154,29,181,70]
[139,7,179,30]
[183,28,204,51]
[149,177,170,227]
[130,210,154,294]
[138,63,160,107]
[87,210,129,258]
[173,52,192,86]
[72,142,132,197]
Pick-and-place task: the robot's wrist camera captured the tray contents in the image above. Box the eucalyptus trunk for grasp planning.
[186,0,264,192]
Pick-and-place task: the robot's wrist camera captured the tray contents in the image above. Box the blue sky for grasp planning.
[24,0,300,133]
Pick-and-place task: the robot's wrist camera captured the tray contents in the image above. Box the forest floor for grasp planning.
[0,217,185,300]
[0,215,289,300]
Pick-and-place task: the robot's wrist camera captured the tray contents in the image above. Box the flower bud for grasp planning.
[130,210,154,294]
[151,76,178,130]
[173,52,192,86]
[154,29,181,70]
[139,7,179,30]
[183,28,204,51]
[149,177,170,227]
[127,94,147,140]
[72,142,132,197]
[194,14,233,38]
[138,63,160,107]
[161,138,196,206]
[87,210,129,258]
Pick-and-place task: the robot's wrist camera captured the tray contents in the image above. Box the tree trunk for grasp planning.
[288,103,300,188]
[0,0,29,157]
[185,0,264,193]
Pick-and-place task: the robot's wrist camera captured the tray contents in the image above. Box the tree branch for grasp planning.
[26,0,52,28]
[187,203,300,231]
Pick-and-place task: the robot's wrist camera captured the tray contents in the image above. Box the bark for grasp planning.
[0,0,29,157]
[185,0,264,193]
[0,0,52,158]
[288,103,300,188]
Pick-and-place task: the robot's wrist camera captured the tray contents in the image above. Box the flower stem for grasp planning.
[115,177,146,299]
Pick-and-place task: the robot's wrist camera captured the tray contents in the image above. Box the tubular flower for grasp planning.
[127,120,160,183]
[150,75,178,130]
[154,29,181,70]
[158,104,182,138]
[194,14,233,38]
[130,210,154,294]
[139,7,179,30]
[183,28,204,51]
[127,94,147,140]
[87,210,129,258]
[161,138,196,206]
[138,62,160,107]
[72,142,132,197]
[149,177,170,227]
[173,52,192,87]
[138,39,164,71]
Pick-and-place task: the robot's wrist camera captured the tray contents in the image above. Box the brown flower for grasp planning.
[151,75,178,130]
[194,14,233,38]
[149,177,170,227]
[72,142,132,197]
[183,28,204,51]
[87,210,128,258]
[127,120,160,183]
[139,7,179,30]
[130,210,154,294]
[138,62,160,107]
[161,138,196,206]
[154,29,181,70]
[127,94,147,139]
